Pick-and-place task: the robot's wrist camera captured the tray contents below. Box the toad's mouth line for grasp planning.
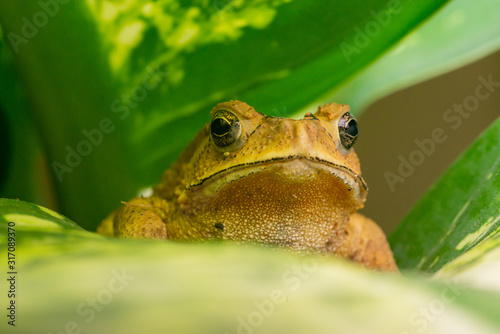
[187,155,368,192]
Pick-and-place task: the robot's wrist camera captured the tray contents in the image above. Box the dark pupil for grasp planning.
[339,113,358,150]
[345,119,358,137]
[211,118,231,136]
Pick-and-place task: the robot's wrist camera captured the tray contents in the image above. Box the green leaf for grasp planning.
[390,117,500,273]
[2,198,500,333]
[0,0,138,228]
[436,235,500,293]
[0,34,50,207]
[327,0,500,112]
[0,198,85,234]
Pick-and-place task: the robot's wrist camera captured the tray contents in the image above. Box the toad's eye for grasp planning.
[338,112,358,150]
[210,109,242,149]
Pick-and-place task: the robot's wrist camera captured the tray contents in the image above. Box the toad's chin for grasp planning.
[189,157,367,204]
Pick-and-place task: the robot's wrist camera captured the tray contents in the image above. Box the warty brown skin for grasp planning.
[98,100,398,272]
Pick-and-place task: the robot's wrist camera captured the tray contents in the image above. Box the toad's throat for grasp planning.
[191,165,364,252]
[189,155,367,193]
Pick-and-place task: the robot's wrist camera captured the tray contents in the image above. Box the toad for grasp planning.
[98,101,397,271]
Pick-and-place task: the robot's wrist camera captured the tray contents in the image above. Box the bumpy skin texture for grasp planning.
[98,101,398,271]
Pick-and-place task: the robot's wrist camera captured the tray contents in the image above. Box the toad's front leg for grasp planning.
[336,213,398,272]
[97,197,170,240]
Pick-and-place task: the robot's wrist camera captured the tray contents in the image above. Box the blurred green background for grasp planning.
[0,0,499,233]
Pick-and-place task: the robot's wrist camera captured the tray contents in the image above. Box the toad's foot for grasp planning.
[336,213,398,272]
[97,197,169,240]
